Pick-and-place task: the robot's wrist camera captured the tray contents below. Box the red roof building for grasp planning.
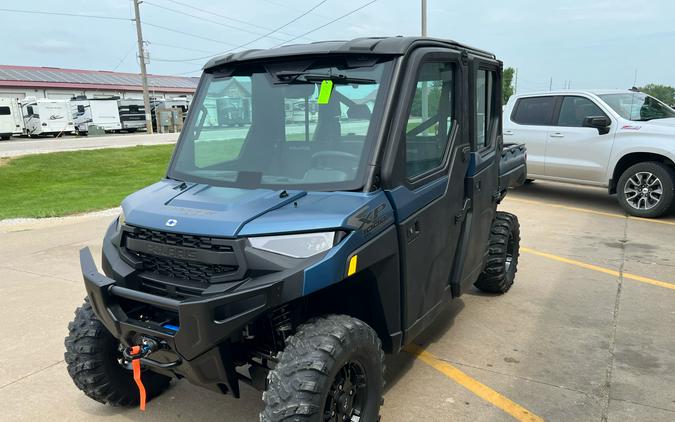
[0,65,199,100]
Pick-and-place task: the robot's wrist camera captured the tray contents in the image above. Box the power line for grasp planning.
[148,41,214,54]
[112,44,137,71]
[142,21,238,47]
[162,0,313,41]
[273,0,378,47]
[0,7,130,21]
[155,0,330,63]
[143,1,288,42]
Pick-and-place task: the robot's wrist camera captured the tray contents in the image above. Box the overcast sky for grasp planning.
[5,0,675,92]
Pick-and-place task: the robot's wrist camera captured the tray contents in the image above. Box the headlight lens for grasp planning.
[117,210,126,229]
[249,232,336,258]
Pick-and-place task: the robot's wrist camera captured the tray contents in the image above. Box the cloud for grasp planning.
[21,39,81,54]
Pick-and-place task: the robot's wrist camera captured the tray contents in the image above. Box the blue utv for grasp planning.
[65,36,527,421]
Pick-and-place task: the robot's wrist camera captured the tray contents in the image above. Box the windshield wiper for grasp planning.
[273,71,375,85]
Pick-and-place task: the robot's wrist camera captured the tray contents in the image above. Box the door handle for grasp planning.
[549,132,564,138]
[503,130,514,136]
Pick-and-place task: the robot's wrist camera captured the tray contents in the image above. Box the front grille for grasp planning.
[129,226,234,252]
[123,226,244,285]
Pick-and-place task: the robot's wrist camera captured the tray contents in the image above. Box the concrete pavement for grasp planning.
[0,133,178,158]
[1,180,674,421]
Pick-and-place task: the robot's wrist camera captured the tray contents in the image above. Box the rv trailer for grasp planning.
[0,98,24,140]
[117,98,146,132]
[71,96,122,135]
[20,98,74,137]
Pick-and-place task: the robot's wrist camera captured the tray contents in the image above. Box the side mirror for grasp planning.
[583,115,611,135]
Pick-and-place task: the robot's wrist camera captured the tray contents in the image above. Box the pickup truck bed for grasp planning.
[498,142,527,200]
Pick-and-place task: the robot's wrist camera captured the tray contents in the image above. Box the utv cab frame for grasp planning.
[66,36,526,422]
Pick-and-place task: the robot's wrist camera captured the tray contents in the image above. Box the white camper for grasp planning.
[0,98,24,140]
[21,98,74,137]
[71,97,122,134]
[117,98,146,132]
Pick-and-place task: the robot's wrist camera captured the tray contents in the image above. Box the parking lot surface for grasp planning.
[1,181,674,421]
[0,133,178,158]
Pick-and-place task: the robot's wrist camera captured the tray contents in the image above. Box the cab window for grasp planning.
[475,69,497,149]
[404,62,455,178]
[557,96,607,127]
[511,96,556,126]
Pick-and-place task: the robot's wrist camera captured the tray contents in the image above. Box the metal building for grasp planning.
[0,65,198,101]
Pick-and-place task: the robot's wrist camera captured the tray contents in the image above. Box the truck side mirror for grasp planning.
[583,116,611,135]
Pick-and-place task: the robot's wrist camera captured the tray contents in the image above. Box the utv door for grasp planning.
[382,49,470,342]
[457,59,502,290]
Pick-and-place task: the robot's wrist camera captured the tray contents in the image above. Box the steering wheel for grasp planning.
[310,151,359,171]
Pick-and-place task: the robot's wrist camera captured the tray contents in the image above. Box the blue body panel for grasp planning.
[122,180,396,297]
[384,176,448,222]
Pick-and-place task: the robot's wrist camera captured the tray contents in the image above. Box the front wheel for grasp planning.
[617,162,675,218]
[474,211,520,294]
[261,315,384,422]
[64,299,171,406]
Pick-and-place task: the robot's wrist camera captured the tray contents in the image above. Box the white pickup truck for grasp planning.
[504,89,675,217]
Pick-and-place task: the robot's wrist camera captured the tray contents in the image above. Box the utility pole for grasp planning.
[421,0,428,119]
[133,0,153,134]
[549,77,553,91]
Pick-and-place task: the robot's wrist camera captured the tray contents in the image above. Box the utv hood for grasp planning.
[121,180,381,237]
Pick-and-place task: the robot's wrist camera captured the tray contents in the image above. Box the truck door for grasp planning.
[382,49,470,342]
[505,95,558,176]
[544,95,615,183]
[457,59,502,292]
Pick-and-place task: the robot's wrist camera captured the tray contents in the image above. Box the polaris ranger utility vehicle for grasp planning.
[65,37,526,421]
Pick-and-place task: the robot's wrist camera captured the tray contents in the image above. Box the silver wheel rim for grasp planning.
[623,172,663,210]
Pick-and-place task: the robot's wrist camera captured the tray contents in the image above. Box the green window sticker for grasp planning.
[317,80,334,105]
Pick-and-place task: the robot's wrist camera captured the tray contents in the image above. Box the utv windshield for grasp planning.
[169,57,394,191]
[599,92,675,121]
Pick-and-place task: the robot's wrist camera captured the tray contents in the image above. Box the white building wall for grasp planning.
[0,87,193,101]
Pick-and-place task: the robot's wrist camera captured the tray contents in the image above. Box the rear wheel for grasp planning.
[261,315,384,422]
[474,211,520,294]
[617,162,675,218]
[64,299,171,406]
[1,135,9,140]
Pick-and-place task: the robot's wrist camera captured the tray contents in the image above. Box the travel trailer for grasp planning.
[71,96,122,134]
[20,98,74,137]
[0,98,24,140]
[117,98,146,132]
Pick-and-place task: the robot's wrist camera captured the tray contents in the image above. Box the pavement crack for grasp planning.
[610,397,675,415]
[0,360,64,391]
[0,265,79,284]
[600,217,628,422]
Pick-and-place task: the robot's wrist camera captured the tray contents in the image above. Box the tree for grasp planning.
[639,84,675,106]
[503,67,515,105]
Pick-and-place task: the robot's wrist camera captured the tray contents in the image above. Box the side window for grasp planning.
[27,105,34,116]
[557,96,607,127]
[0,106,10,115]
[475,69,496,149]
[77,105,85,113]
[512,96,557,125]
[405,61,455,178]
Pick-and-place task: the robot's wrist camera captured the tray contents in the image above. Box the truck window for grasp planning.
[511,96,556,126]
[0,106,10,115]
[77,105,85,113]
[475,69,496,149]
[26,105,34,116]
[404,62,455,178]
[557,96,606,127]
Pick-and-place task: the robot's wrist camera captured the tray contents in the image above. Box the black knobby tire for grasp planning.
[64,299,171,406]
[474,211,520,294]
[617,161,675,218]
[261,315,384,422]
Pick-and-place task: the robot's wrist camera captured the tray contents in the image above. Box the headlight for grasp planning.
[117,210,126,230]
[249,232,336,258]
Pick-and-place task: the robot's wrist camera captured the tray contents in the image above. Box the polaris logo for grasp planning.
[165,219,178,227]
[145,243,198,261]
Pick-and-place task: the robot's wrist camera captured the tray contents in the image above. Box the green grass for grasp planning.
[0,145,175,219]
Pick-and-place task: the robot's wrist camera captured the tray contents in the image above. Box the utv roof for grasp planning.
[204,36,496,70]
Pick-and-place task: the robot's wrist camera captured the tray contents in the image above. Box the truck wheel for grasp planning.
[617,162,675,218]
[64,299,171,406]
[261,315,384,422]
[474,212,520,294]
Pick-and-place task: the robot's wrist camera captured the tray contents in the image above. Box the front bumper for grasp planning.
[80,247,284,395]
